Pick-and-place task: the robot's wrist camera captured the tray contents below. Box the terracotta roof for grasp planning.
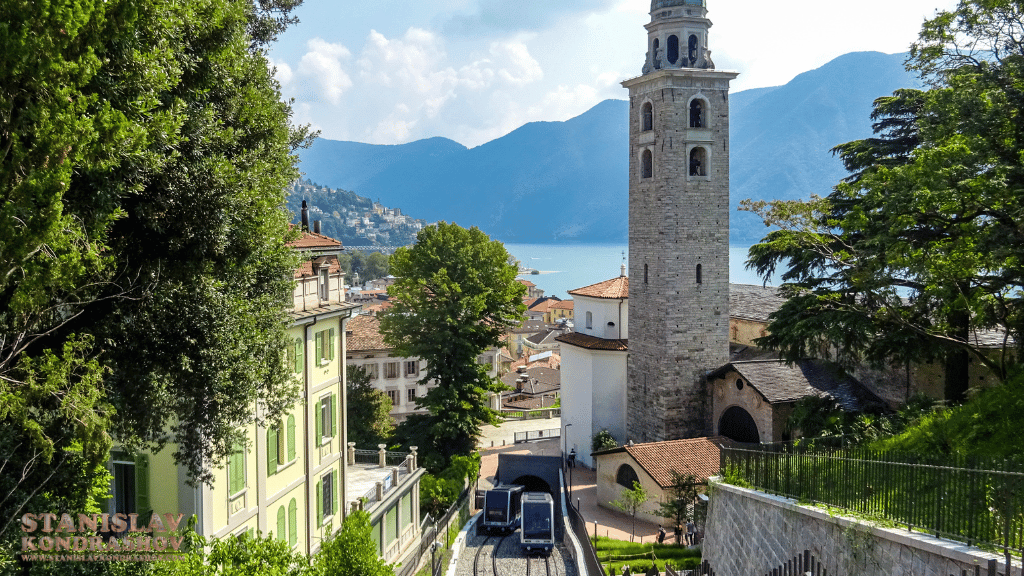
[345,314,390,352]
[527,297,562,313]
[363,301,393,314]
[286,229,344,249]
[509,352,561,371]
[569,276,628,299]
[709,359,886,411]
[551,300,574,310]
[555,332,628,351]
[517,279,536,287]
[293,256,341,278]
[523,297,539,308]
[596,437,726,488]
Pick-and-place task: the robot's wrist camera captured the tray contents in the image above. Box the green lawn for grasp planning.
[593,536,701,574]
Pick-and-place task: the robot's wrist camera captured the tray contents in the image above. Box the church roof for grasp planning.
[569,276,629,299]
[594,437,726,488]
[555,332,628,351]
[729,284,787,322]
[708,359,885,412]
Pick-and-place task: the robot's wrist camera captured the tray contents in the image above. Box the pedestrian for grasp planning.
[568,448,576,468]
[686,520,696,545]
[673,524,682,545]
[657,526,666,544]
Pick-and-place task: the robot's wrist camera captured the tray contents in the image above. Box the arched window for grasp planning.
[696,263,702,284]
[644,263,648,284]
[688,35,699,64]
[689,99,706,128]
[667,35,679,65]
[642,149,653,179]
[652,38,661,69]
[616,464,640,489]
[586,311,593,329]
[641,102,653,132]
[689,147,707,177]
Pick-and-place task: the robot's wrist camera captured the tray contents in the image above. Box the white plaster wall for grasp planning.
[574,295,628,340]
[559,344,593,468]
[591,350,628,453]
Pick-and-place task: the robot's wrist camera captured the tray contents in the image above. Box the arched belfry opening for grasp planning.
[667,35,679,65]
[642,102,653,132]
[719,406,759,443]
[689,99,706,128]
[653,38,661,69]
[642,149,653,179]
[688,35,699,65]
[689,147,707,177]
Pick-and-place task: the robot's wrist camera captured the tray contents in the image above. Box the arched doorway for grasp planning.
[511,475,552,495]
[718,406,759,443]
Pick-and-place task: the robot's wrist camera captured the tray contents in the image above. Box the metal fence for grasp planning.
[721,444,1024,562]
[565,484,603,576]
[394,485,472,576]
[514,428,561,443]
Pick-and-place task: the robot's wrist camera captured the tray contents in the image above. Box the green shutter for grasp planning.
[330,394,337,437]
[277,507,286,542]
[332,469,338,516]
[288,499,298,547]
[315,331,322,366]
[267,427,278,475]
[315,400,322,441]
[287,415,296,461]
[134,455,150,519]
[230,444,244,494]
[328,328,335,361]
[316,480,322,527]
[293,338,303,373]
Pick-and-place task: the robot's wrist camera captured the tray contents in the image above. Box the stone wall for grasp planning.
[703,481,1021,576]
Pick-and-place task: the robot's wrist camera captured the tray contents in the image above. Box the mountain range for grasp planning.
[296,51,922,245]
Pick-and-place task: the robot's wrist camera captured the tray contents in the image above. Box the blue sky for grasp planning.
[268,0,958,148]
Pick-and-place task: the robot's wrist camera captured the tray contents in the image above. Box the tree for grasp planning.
[0,0,309,548]
[592,430,618,453]
[379,223,526,468]
[611,481,650,543]
[311,511,396,576]
[657,472,700,542]
[346,365,394,449]
[742,0,1024,401]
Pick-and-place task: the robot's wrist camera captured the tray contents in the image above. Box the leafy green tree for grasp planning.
[346,365,394,448]
[363,252,390,281]
[742,0,1024,401]
[657,472,700,541]
[380,223,526,468]
[311,511,395,576]
[592,430,618,453]
[611,481,650,543]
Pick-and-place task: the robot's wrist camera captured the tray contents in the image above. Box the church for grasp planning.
[558,0,882,468]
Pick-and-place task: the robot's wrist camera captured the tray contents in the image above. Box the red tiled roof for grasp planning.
[286,229,343,249]
[623,437,725,488]
[569,276,628,299]
[517,279,537,287]
[293,257,341,278]
[346,315,389,351]
[551,300,574,310]
[555,332,627,351]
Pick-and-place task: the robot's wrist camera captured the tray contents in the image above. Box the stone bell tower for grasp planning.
[624,0,736,443]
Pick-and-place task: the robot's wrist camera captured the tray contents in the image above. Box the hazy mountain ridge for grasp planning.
[296,51,922,244]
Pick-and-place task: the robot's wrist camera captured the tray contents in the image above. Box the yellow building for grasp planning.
[106,225,424,564]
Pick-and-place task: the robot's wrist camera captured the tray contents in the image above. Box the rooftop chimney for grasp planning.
[301,200,309,232]
[313,219,321,234]
[620,263,627,277]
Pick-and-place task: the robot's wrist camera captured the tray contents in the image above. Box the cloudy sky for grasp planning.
[268,0,958,148]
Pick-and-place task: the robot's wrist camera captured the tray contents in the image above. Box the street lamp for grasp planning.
[563,423,573,498]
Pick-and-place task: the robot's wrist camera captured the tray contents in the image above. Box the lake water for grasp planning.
[504,243,773,300]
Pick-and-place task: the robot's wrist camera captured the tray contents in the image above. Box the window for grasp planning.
[689,147,707,177]
[384,362,399,379]
[318,267,329,301]
[317,470,337,524]
[616,464,640,489]
[688,34,699,63]
[652,38,661,69]
[286,337,302,374]
[316,394,336,443]
[696,263,703,284]
[642,149,653,179]
[585,311,593,329]
[667,35,679,64]
[404,360,419,377]
[267,424,280,475]
[689,99,706,128]
[641,102,653,132]
[314,328,335,366]
[364,362,379,379]
[288,499,298,547]
[387,390,399,406]
[407,388,416,403]
[229,442,245,495]
[644,263,648,284]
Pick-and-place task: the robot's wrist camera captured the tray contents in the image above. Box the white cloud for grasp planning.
[297,38,354,105]
[270,60,293,86]
[492,41,543,86]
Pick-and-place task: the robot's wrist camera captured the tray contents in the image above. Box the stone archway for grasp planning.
[718,406,759,443]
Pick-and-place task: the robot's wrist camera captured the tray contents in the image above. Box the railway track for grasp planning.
[472,534,510,576]
[525,554,552,576]
[459,528,573,576]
